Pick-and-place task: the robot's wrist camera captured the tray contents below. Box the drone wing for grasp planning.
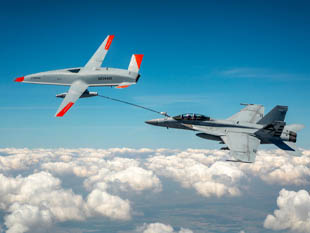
[82,35,114,71]
[55,81,88,117]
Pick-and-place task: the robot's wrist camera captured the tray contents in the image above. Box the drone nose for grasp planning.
[145,119,158,126]
[14,76,24,82]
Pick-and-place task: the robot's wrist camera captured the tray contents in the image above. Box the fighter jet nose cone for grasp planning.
[14,76,24,82]
[145,120,152,125]
[145,119,158,126]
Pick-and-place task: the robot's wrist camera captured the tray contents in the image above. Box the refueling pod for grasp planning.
[56,90,98,99]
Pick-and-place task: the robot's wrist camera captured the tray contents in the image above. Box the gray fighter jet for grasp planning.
[14,35,144,117]
[145,104,304,163]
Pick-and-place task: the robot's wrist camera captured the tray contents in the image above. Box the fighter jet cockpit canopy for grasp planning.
[173,113,211,121]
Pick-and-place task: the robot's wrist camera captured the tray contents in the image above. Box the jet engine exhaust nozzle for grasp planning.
[289,131,297,143]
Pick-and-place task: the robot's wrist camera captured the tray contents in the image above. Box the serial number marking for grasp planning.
[98,77,112,80]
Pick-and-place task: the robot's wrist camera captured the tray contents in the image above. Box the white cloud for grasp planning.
[5,204,50,233]
[87,189,131,220]
[0,148,162,193]
[146,150,244,197]
[0,148,310,232]
[241,149,310,185]
[0,170,137,233]
[0,148,163,233]
[2,148,310,196]
[264,189,310,233]
[0,148,159,172]
[101,166,161,192]
[146,148,310,197]
[136,223,193,233]
[78,157,162,193]
[0,172,89,233]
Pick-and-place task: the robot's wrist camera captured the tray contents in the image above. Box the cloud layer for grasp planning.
[241,149,310,185]
[0,148,162,233]
[0,148,309,232]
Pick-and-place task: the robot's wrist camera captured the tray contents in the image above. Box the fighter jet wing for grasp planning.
[55,80,88,117]
[82,35,114,71]
[221,132,261,163]
[227,104,264,123]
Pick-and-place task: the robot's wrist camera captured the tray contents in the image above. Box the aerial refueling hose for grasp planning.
[97,94,169,117]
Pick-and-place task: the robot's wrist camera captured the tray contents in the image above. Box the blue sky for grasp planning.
[0,0,309,148]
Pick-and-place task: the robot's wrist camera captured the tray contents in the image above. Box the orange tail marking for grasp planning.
[134,54,144,69]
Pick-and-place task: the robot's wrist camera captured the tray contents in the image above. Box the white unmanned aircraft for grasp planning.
[15,35,144,117]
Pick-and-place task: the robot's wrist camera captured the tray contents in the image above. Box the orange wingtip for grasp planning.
[56,102,74,117]
[116,85,130,89]
[134,54,144,69]
[14,76,24,82]
[105,35,114,50]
